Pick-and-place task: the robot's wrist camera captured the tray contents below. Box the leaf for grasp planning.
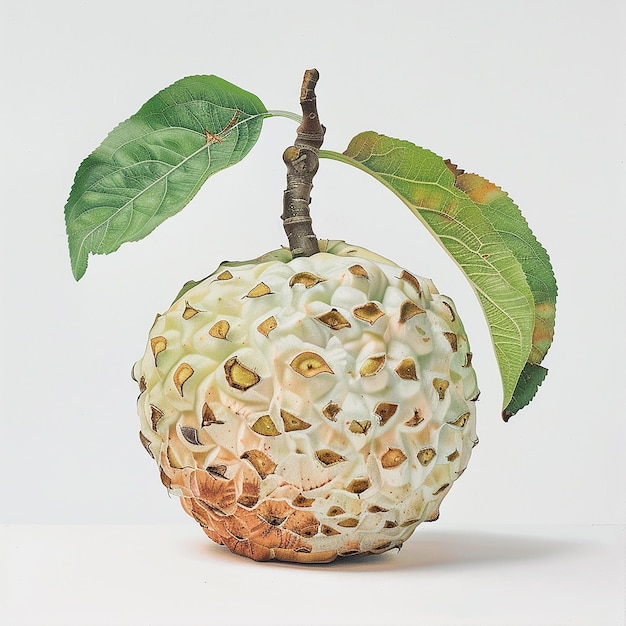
[444,165,557,418]
[64,75,267,280]
[502,363,548,421]
[321,132,538,413]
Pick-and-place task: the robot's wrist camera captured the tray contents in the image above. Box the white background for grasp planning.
[1,1,624,624]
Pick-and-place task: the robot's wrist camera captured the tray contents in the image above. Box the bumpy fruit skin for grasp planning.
[133,241,479,562]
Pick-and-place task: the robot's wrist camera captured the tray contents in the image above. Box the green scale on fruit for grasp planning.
[65,69,557,562]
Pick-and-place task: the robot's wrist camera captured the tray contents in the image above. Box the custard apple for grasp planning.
[132,240,479,562]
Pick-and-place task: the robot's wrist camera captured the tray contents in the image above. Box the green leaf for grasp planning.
[502,363,548,421]
[444,165,557,418]
[321,132,538,413]
[65,75,267,280]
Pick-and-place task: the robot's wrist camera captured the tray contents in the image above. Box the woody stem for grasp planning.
[282,69,325,257]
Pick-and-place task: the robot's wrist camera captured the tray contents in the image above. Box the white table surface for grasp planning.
[1,522,624,626]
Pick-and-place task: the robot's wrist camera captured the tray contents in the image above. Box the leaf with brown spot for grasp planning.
[337,517,359,528]
[320,524,340,536]
[327,133,547,417]
[139,431,154,458]
[293,494,315,507]
[451,167,556,418]
[449,411,470,428]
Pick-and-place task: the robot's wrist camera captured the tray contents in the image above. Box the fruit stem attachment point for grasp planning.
[282,69,325,257]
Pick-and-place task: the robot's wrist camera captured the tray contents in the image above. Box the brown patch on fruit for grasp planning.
[206,465,227,479]
[150,336,167,365]
[257,316,277,337]
[315,449,346,466]
[283,510,320,537]
[315,309,351,330]
[440,300,456,322]
[293,494,315,507]
[190,470,237,515]
[138,376,147,393]
[290,352,334,377]
[149,405,164,430]
[384,520,398,529]
[463,352,473,367]
[320,524,340,536]
[433,483,450,496]
[139,431,154,458]
[359,354,386,377]
[449,412,470,428]
[224,356,260,391]
[432,377,449,400]
[327,506,345,516]
[237,481,260,508]
[399,300,425,322]
[289,272,326,288]
[374,402,398,426]
[182,302,200,319]
[202,403,224,426]
[417,447,436,466]
[337,517,359,528]
[368,505,388,513]
[251,415,281,436]
[173,363,194,396]
[257,500,291,526]
[348,264,368,278]
[322,402,341,421]
[209,320,230,339]
[245,282,272,298]
[447,450,460,462]
[399,270,422,296]
[241,450,277,478]
[353,302,385,324]
[443,332,458,352]
[381,448,407,469]
[346,478,370,494]
[395,357,418,380]
[349,420,371,435]
[216,270,233,280]
[281,409,311,432]
[180,426,202,446]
